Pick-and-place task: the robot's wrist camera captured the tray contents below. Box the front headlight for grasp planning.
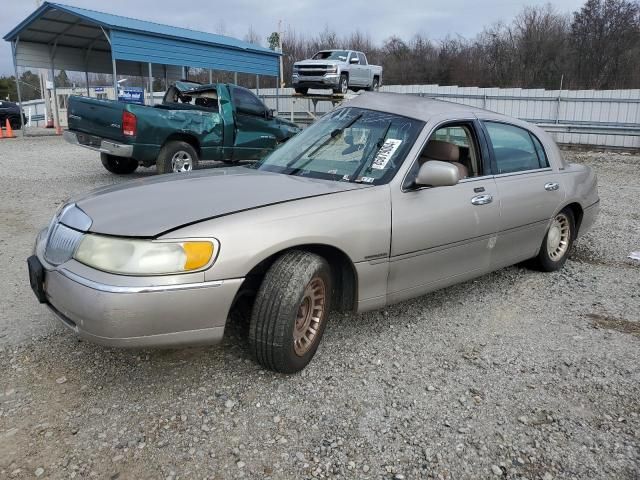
[74,235,217,275]
[326,65,338,73]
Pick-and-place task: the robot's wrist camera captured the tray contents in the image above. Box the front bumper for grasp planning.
[30,247,243,348]
[292,73,340,88]
[64,130,133,158]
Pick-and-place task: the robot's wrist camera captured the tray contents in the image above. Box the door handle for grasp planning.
[471,194,493,206]
[544,182,560,191]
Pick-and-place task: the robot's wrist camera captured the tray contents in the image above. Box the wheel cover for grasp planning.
[547,213,571,261]
[293,277,326,356]
[171,151,193,173]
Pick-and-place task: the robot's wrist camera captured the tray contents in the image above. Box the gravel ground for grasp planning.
[0,136,638,480]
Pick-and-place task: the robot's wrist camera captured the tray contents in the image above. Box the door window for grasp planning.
[232,87,266,116]
[357,52,367,65]
[484,122,548,174]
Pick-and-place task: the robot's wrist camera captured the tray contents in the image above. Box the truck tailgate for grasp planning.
[67,96,125,141]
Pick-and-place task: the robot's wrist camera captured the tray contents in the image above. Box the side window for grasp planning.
[530,134,549,168]
[430,124,482,177]
[404,122,483,188]
[484,122,544,174]
[232,87,266,116]
[357,52,367,65]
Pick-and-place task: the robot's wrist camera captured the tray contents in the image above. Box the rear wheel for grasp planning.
[10,116,22,130]
[249,250,332,373]
[100,153,138,174]
[530,208,575,271]
[156,141,199,174]
[294,87,308,95]
[367,77,380,92]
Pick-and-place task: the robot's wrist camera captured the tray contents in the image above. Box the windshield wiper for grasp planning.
[285,113,363,170]
[350,121,392,181]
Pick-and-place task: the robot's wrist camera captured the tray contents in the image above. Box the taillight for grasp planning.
[122,111,137,136]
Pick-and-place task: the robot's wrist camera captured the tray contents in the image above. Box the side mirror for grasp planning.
[265,109,275,119]
[349,57,359,64]
[414,160,461,188]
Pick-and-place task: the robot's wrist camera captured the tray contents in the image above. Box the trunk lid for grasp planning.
[67,96,126,141]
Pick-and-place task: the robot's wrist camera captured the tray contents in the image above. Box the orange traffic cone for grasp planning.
[0,124,4,139]
[4,119,15,138]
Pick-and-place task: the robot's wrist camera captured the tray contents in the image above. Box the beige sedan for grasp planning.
[28,93,599,373]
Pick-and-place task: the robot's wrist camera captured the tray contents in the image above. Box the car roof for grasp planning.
[345,92,497,123]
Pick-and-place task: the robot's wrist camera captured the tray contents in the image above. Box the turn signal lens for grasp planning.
[183,242,214,270]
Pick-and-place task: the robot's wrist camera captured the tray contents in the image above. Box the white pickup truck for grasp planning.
[292,50,383,95]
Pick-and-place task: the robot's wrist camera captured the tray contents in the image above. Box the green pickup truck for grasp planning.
[64,81,301,174]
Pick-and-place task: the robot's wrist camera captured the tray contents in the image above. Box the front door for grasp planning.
[388,121,501,304]
[481,121,565,268]
[230,86,278,160]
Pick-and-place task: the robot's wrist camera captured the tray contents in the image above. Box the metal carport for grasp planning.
[4,1,281,133]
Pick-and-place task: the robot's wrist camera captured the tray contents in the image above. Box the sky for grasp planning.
[1,0,586,75]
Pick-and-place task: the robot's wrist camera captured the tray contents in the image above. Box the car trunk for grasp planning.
[67,96,126,142]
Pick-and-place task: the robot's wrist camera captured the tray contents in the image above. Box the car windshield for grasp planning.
[313,50,349,61]
[253,107,424,185]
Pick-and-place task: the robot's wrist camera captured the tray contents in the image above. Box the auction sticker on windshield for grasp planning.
[371,139,402,170]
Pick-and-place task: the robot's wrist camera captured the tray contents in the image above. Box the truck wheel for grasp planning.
[157,141,199,174]
[333,74,349,95]
[249,250,332,373]
[367,77,380,92]
[529,208,575,272]
[100,153,138,174]
[294,87,308,95]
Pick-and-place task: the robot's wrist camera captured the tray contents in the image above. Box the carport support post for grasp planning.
[49,44,62,135]
[148,62,153,105]
[85,69,90,96]
[11,38,25,136]
[234,72,238,85]
[256,75,259,95]
[275,72,280,115]
[111,55,118,100]
[209,69,212,84]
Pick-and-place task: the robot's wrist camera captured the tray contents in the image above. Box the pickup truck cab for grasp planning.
[292,50,383,95]
[64,82,301,174]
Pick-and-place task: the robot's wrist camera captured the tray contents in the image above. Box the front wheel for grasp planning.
[333,74,348,95]
[100,153,138,174]
[249,250,332,373]
[530,209,575,271]
[156,141,199,174]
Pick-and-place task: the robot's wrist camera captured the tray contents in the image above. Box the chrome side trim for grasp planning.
[58,268,225,294]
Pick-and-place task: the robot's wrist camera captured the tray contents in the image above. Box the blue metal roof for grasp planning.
[4,2,280,76]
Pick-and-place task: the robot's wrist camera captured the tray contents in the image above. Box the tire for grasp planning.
[156,141,199,174]
[333,74,349,95]
[10,117,22,130]
[529,208,575,272]
[367,77,380,92]
[100,153,138,174]
[294,87,308,95]
[249,250,332,373]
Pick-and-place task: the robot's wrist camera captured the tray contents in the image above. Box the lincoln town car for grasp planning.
[28,93,599,373]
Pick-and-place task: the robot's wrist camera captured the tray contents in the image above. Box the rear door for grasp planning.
[230,86,278,160]
[67,96,126,141]
[481,120,565,268]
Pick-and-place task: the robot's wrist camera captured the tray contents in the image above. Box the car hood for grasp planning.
[69,168,369,237]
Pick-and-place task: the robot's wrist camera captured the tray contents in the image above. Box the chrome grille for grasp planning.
[44,223,84,266]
